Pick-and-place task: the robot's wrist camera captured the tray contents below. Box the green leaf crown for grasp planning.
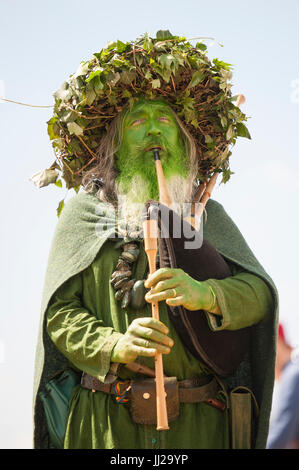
[48,30,251,191]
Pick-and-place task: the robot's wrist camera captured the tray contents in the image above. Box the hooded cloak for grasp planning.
[33,191,278,449]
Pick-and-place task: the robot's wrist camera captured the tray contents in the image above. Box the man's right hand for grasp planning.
[110,317,174,364]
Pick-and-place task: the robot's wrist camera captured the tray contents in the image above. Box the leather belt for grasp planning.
[81,372,225,410]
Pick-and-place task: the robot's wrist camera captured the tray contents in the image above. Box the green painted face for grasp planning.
[115,99,188,200]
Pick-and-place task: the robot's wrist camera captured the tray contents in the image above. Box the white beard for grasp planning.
[115,173,194,233]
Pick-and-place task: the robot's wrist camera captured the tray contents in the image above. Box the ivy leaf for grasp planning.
[47,117,60,140]
[196,42,207,52]
[104,41,117,51]
[151,78,161,89]
[220,68,233,82]
[181,98,196,122]
[52,138,64,151]
[158,53,174,68]
[85,88,97,106]
[158,68,171,83]
[143,33,153,51]
[54,87,72,102]
[120,71,136,85]
[67,139,82,155]
[221,168,234,184]
[60,109,76,123]
[220,115,228,128]
[188,56,198,68]
[111,57,130,68]
[156,30,174,40]
[136,54,144,67]
[106,71,120,86]
[153,41,168,52]
[30,169,59,188]
[56,199,65,218]
[86,67,103,83]
[226,125,234,140]
[92,75,104,92]
[73,62,89,78]
[173,52,185,67]
[76,117,89,128]
[188,70,205,88]
[116,40,128,53]
[55,179,63,188]
[93,50,104,62]
[236,122,251,139]
[213,58,233,71]
[67,122,84,136]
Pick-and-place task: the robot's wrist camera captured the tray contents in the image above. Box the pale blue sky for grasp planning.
[0,0,298,448]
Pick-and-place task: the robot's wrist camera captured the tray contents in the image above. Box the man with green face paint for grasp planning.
[35,96,274,450]
[33,33,278,451]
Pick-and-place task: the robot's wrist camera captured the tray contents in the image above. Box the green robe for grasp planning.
[46,240,272,449]
[33,191,279,449]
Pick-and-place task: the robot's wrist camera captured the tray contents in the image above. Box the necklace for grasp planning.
[110,238,152,310]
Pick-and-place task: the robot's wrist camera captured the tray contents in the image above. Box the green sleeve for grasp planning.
[46,272,123,382]
[203,263,274,331]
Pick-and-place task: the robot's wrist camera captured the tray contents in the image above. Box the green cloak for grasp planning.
[33,191,279,449]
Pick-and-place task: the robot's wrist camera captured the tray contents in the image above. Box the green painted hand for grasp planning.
[144,268,221,315]
[110,317,174,364]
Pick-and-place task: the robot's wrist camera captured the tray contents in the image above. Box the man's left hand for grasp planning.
[144,268,220,314]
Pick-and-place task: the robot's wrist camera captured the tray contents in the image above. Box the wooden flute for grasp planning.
[142,148,170,431]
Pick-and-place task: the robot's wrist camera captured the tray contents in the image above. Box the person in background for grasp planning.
[267,323,299,449]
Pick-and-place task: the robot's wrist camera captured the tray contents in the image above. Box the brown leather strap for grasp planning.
[80,373,126,394]
[81,372,220,404]
[178,377,219,403]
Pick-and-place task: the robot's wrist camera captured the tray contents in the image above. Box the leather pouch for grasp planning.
[130,377,179,425]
